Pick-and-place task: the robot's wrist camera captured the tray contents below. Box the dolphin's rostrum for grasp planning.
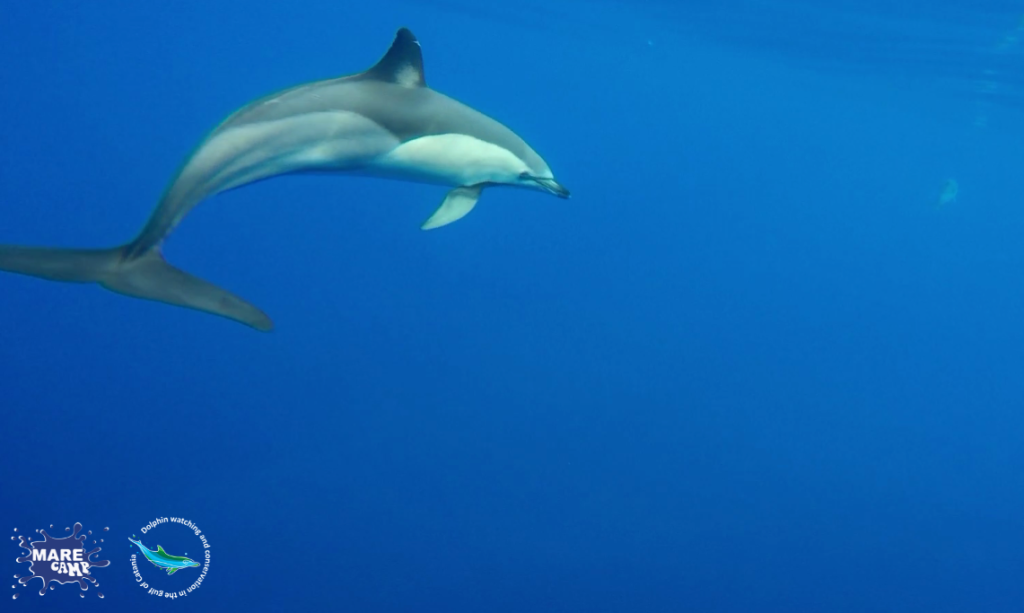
[0,28,568,331]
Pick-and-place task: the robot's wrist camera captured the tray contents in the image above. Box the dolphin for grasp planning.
[0,27,568,331]
[128,538,201,575]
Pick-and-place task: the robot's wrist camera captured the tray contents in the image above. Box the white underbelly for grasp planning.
[366,133,530,187]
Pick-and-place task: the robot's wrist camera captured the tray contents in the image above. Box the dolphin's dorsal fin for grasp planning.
[156,545,166,555]
[360,27,425,88]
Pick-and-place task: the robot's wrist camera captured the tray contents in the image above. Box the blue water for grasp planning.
[3,1,1024,611]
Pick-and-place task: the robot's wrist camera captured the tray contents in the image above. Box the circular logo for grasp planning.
[128,517,209,601]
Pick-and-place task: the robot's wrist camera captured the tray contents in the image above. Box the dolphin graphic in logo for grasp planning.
[129,538,200,575]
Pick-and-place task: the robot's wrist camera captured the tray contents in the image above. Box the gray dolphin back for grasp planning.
[209,28,547,176]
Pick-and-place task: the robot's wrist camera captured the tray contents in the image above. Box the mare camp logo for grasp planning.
[129,516,210,600]
[11,522,110,599]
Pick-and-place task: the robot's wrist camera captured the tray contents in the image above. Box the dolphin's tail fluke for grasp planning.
[0,244,273,331]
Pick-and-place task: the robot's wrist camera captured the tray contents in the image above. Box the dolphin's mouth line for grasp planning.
[526,175,571,199]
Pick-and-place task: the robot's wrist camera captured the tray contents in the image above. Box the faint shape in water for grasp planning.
[938,179,958,206]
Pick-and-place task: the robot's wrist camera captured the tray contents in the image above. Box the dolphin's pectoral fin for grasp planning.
[422,185,484,230]
[167,568,178,576]
[359,27,425,88]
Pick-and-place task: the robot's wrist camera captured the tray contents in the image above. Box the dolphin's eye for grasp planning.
[519,171,532,179]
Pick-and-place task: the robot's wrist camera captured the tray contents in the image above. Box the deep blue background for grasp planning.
[3,1,1024,611]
